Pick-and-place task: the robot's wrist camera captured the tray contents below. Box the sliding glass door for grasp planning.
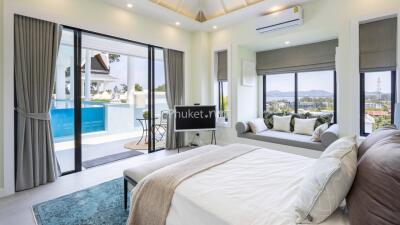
[52,28,76,174]
[153,48,168,150]
[53,27,163,174]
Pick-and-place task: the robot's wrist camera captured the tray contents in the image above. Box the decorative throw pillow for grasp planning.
[272,115,292,133]
[264,112,285,129]
[311,123,329,142]
[357,125,397,160]
[289,113,308,132]
[347,132,400,225]
[248,118,268,134]
[308,113,334,129]
[293,118,317,136]
[295,136,358,224]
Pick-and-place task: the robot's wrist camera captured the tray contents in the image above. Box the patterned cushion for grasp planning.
[264,112,334,130]
[311,123,329,142]
[308,113,334,129]
[264,112,285,129]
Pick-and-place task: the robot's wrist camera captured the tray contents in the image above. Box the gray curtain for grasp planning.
[14,15,62,191]
[217,50,228,81]
[256,39,338,75]
[359,18,397,72]
[164,49,185,149]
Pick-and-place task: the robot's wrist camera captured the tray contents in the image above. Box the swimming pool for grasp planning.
[51,100,105,139]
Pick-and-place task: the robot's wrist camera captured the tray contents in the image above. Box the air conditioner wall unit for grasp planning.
[256,6,303,33]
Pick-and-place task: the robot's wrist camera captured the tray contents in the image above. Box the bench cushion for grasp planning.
[123,145,222,182]
[239,130,324,151]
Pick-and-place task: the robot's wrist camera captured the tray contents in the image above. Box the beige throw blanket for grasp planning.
[126,144,261,225]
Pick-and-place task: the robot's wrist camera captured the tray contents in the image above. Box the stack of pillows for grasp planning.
[293,126,400,225]
[294,135,358,223]
[247,112,333,142]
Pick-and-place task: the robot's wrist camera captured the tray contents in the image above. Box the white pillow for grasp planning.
[295,136,358,224]
[294,118,317,136]
[248,118,268,134]
[272,115,292,133]
[311,123,329,142]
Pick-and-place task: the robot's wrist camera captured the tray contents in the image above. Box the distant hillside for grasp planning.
[365,91,391,96]
[267,90,333,97]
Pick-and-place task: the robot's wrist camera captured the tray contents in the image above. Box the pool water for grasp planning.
[51,100,105,139]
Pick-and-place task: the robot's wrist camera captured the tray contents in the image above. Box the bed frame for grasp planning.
[124,176,137,209]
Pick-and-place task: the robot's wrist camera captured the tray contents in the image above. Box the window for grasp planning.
[216,50,228,122]
[360,71,396,135]
[264,73,295,113]
[298,71,335,115]
[359,17,397,136]
[263,70,336,120]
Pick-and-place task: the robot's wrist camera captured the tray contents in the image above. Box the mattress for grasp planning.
[166,147,350,225]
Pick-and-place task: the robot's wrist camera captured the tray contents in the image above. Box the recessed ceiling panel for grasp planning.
[150,0,263,22]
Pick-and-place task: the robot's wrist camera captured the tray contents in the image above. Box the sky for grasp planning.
[364,71,392,93]
[266,71,334,93]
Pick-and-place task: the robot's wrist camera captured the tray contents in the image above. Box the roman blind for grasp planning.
[360,18,397,72]
[217,50,228,81]
[256,39,338,75]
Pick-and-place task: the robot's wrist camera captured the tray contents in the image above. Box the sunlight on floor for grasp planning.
[54,130,144,151]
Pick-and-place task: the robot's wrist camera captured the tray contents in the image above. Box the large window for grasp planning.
[359,17,397,136]
[360,71,396,135]
[263,70,336,120]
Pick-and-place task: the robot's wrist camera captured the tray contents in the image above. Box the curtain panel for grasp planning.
[217,50,228,81]
[359,17,397,72]
[14,15,62,191]
[164,49,185,149]
[256,39,338,75]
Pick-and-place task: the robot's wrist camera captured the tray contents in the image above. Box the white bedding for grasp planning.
[166,147,350,225]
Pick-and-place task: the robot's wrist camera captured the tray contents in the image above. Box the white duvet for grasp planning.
[166,147,350,225]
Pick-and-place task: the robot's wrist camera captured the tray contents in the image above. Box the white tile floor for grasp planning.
[0,149,181,225]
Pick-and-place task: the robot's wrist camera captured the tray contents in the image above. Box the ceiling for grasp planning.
[101,0,314,31]
[150,0,263,22]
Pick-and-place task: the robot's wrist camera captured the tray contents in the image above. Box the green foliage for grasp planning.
[135,83,143,92]
[109,54,121,63]
[142,111,149,119]
[154,84,166,92]
[223,96,228,112]
[372,115,391,130]
[90,99,111,103]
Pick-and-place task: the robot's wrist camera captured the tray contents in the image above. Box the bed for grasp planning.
[127,144,350,225]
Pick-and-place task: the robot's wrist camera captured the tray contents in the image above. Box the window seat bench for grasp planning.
[235,121,339,151]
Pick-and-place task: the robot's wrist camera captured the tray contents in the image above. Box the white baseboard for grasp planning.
[0,187,14,199]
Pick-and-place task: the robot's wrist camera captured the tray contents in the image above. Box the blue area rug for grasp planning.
[33,178,130,225]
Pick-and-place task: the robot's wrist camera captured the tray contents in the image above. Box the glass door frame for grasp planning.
[61,25,162,175]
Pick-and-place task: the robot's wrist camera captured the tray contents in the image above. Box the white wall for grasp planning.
[0,0,193,197]
[235,46,258,122]
[209,0,400,148]
[0,0,4,192]
[189,31,211,105]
